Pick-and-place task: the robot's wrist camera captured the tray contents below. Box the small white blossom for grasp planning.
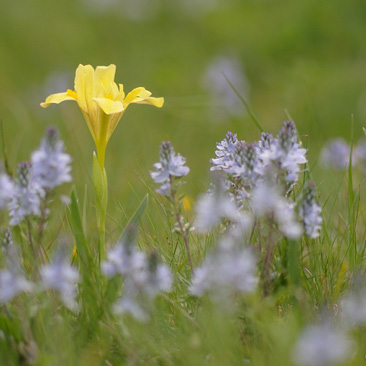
[227,142,262,188]
[40,254,80,311]
[102,241,146,278]
[251,179,303,239]
[342,292,366,326]
[190,238,258,299]
[114,255,173,321]
[104,231,173,322]
[0,269,33,304]
[8,162,43,226]
[321,138,351,170]
[293,323,353,366]
[195,180,239,233]
[261,121,307,183]
[210,131,239,171]
[299,181,322,239]
[31,127,72,190]
[150,141,189,196]
[341,277,366,326]
[256,132,275,155]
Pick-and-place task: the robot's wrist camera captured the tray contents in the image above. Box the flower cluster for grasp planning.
[103,225,173,321]
[0,237,79,310]
[298,181,322,239]
[293,322,353,366]
[191,121,321,301]
[40,252,80,311]
[150,141,190,196]
[1,127,72,226]
[201,121,315,240]
[321,137,366,170]
[190,237,258,299]
[31,126,72,190]
[8,162,43,226]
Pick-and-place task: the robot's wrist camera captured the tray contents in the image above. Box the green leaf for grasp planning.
[66,189,92,270]
[0,314,22,342]
[119,194,149,244]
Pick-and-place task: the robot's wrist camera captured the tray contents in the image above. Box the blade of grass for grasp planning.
[222,73,264,133]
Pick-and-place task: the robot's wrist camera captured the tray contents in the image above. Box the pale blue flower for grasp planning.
[293,323,353,366]
[190,237,258,298]
[321,138,351,169]
[31,127,72,190]
[150,141,189,196]
[251,177,303,239]
[8,162,43,226]
[261,121,307,183]
[40,253,80,311]
[299,181,322,239]
[0,269,33,304]
[210,131,239,171]
[195,180,239,233]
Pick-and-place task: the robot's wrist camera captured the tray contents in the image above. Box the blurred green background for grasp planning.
[1,0,366,217]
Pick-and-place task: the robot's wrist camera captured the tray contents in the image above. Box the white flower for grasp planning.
[340,277,366,326]
[227,142,262,187]
[150,141,189,196]
[0,269,33,304]
[293,323,353,366]
[210,131,239,171]
[8,162,43,226]
[195,181,239,233]
[321,138,351,170]
[342,292,366,326]
[251,179,303,239]
[114,258,172,321]
[261,121,307,183]
[40,255,80,311]
[190,238,258,298]
[299,181,322,239]
[102,242,146,278]
[104,234,173,322]
[31,127,72,190]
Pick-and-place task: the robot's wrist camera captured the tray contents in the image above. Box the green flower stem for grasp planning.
[92,152,108,263]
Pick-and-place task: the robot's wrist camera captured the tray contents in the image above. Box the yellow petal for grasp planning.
[94,65,116,96]
[134,96,164,108]
[93,98,124,115]
[123,87,152,107]
[40,90,77,108]
[116,84,125,102]
[74,64,95,114]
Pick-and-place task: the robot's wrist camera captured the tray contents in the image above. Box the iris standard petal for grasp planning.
[74,64,95,114]
[94,65,116,96]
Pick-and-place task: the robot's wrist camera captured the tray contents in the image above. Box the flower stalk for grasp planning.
[92,153,108,262]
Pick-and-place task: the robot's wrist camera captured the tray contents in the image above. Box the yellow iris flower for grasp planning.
[41,64,164,166]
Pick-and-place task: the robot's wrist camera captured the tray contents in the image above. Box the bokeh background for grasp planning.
[1,0,366,220]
